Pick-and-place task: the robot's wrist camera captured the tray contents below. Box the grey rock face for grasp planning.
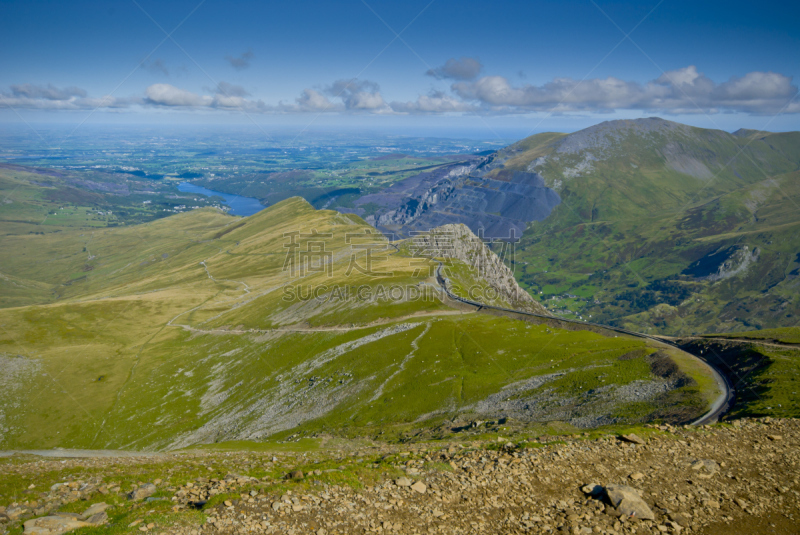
[355,159,560,240]
[682,245,759,281]
[413,223,544,313]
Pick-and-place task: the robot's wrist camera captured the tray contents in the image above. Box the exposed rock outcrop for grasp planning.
[412,223,546,314]
[356,158,560,239]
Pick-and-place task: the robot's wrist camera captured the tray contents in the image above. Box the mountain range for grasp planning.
[1,117,798,451]
[335,118,800,335]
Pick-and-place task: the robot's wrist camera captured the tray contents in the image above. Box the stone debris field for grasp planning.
[0,418,797,534]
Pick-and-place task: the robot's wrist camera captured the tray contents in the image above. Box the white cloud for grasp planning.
[214,81,250,98]
[3,66,797,116]
[326,79,391,112]
[391,91,477,114]
[426,57,483,81]
[142,83,268,113]
[0,84,131,110]
[10,83,87,100]
[279,79,390,113]
[144,84,212,107]
[451,66,800,114]
[289,88,342,112]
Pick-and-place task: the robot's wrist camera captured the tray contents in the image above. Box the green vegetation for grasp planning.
[727,345,800,419]
[0,196,721,451]
[678,328,800,420]
[0,164,231,245]
[713,327,800,345]
[494,120,800,335]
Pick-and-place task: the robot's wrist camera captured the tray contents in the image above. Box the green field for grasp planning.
[0,196,721,450]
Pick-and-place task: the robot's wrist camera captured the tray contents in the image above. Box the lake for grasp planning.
[177,182,265,217]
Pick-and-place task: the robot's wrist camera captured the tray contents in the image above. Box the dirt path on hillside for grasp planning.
[169,308,474,335]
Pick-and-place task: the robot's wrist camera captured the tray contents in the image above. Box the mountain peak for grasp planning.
[554,117,689,155]
[732,128,770,138]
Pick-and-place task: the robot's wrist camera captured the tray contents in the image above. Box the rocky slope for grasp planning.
[355,159,561,240]
[410,223,545,313]
[0,418,797,534]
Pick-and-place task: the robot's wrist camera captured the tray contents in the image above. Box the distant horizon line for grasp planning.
[0,116,797,138]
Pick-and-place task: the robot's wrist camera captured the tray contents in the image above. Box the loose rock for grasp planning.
[620,433,645,445]
[395,477,412,487]
[605,484,655,521]
[128,483,157,501]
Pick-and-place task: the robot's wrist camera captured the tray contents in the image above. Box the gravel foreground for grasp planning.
[1,419,798,535]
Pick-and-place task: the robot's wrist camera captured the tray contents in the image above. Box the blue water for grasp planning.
[177,182,265,217]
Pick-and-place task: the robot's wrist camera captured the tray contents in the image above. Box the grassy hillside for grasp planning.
[493,118,800,335]
[0,197,720,450]
[676,327,800,420]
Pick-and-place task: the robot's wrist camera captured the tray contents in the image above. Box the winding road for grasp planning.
[169,243,733,426]
[433,263,734,426]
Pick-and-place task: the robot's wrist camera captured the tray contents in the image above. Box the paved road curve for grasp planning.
[434,263,734,426]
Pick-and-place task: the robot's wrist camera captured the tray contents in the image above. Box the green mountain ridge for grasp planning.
[0,196,720,450]
[489,118,800,335]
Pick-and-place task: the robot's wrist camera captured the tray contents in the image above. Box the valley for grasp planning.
[0,196,724,453]
[325,119,800,336]
[1,120,798,535]
[4,1,800,532]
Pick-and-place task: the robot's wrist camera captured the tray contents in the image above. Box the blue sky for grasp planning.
[1,0,799,134]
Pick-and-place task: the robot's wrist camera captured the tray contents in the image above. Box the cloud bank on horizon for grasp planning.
[3,62,798,117]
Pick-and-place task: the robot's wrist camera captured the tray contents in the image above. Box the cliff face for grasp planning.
[412,223,546,314]
[357,157,560,239]
[361,161,479,230]
[373,166,468,228]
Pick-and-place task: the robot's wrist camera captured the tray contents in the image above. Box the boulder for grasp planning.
[620,434,645,445]
[6,506,29,520]
[395,477,412,487]
[23,516,90,534]
[617,497,655,520]
[669,512,691,528]
[52,513,81,520]
[86,512,108,525]
[410,481,427,494]
[604,485,655,521]
[690,459,718,478]
[81,503,108,518]
[128,483,157,501]
[581,484,603,496]
[605,484,640,507]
